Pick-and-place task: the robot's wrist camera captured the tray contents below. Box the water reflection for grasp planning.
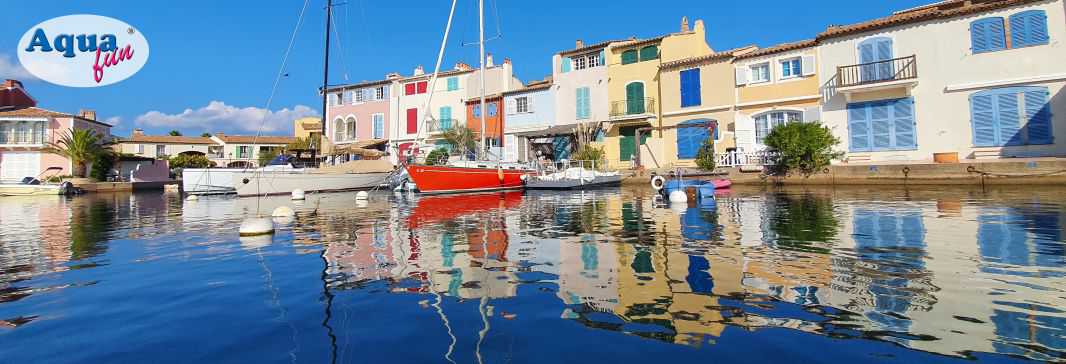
[0,187,1064,362]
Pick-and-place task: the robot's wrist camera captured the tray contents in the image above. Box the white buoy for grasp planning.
[239,234,272,250]
[185,195,199,201]
[239,217,275,236]
[356,200,368,208]
[271,206,295,218]
[669,190,688,203]
[355,191,369,200]
[291,189,305,200]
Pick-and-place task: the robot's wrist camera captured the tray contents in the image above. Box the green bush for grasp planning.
[695,139,716,171]
[89,152,116,181]
[425,148,449,165]
[573,145,606,168]
[763,122,843,175]
[258,148,281,167]
[169,154,215,169]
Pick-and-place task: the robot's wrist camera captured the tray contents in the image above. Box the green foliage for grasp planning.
[169,154,215,169]
[44,129,114,178]
[763,122,843,175]
[168,130,182,136]
[695,139,716,171]
[287,136,314,150]
[89,150,117,181]
[425,148,450,165]
[767,193,837,254]
[200,132,212,137]
[258,148,281,167]
[572,145,606,168]
[440,126,478,156]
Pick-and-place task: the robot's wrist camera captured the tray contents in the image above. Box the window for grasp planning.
[858,37,894,82]
[404,83,416,95]
[676,120,712,159]
[755,111,802,144]
[416,81,428,94]
[750,63,770,83]
[639,45,659,61]
[137,144,144,154]
[847,98,917,152]
[342,91,353,105]
[561,58,572,72]
[375,85,388,100]
[971,17,1007,53]
[439,106,452,130]
[488,103,498,117]
[345,117,357,140]
[573,56,587,70]
[625,82,645,114]
[406,108,418,134]
[621,49,638,65]
[473,104,481,118]
[0,121,44,145]
[372,113,385,139]
[354,89,366,103]
[333,93,343,106]
[1009,10,1050,48]
[516,96,530,113]
[446,77,459,91]
[680,68,701,108]
[780,58,802,79]
[156,145,166,156]
[572,51,602,70]
[970,86,1052,146]
[404,81,427,95]
[333,118,345,141]
[237,146,251,159]
[576,87,591,119]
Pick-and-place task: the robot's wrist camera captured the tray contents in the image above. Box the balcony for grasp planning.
[426,119,458,134]
[610,98,657,119]
[826,55,918,102]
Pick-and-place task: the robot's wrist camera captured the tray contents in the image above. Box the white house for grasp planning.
[818,0,1066,162]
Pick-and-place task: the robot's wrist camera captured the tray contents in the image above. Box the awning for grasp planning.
[510,124,577,137]
[330,139,388,157]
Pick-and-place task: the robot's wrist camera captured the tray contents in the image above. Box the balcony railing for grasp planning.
[717,150,778,168]
[835,55,917,88]
[610,98,657,118]
[426,119,458,133]
[0,130,46,145]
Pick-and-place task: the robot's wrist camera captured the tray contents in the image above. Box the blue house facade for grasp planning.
[503,80,557,162]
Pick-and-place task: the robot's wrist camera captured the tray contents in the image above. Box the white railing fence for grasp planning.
[716,151,778,168]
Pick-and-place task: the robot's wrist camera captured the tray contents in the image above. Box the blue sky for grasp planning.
[0,0,933,136]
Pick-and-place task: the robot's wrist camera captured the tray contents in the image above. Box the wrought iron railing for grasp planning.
[610,98,657,117]
[426,119,458,133]
[835,55,917,88]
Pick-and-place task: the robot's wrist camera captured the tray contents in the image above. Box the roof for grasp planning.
[735,39,817,59]
[325,78,393,93]
[216,135,296,145]
[659,45,758,69]
[817,0,1045,40]
[502,78,553,95]
[611,36,668,50]
[400,68,478,82]
[0,107,113,127]
[558,40,621,57]
[464,94,504,103]
[121,135,216,144]
[300,122,322,131]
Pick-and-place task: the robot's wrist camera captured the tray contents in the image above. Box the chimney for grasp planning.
[681,16,690,32]
[503,58,511,66]
[78,109,97,121]
[413,65,425,76]
[3,79,23,89]
[132,128,145,137]
[486,53,494,68]
[575,39,584,48]
[386,72,401,80]
[214,131,225,138]
[694,19,705,35]
[454,61,471,71]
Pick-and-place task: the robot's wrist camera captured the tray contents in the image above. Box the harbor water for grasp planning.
[0,186,1064,363]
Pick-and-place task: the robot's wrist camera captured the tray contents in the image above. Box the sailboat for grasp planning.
[403,0,533,194]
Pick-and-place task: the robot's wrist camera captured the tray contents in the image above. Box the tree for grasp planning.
[287,136,313,150]
[168,130,182,136]
[425,148,449,165]
[258,147,281,167]
[695,139,716,171]
[169,154,214,169]
[763,122,844,176]
[440,125,478,159]
[200,132,212,137]
[44,129,114,178]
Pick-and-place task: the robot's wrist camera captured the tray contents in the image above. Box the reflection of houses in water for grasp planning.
[557,234,619,314]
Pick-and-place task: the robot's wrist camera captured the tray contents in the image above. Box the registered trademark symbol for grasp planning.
[128,27,134,34]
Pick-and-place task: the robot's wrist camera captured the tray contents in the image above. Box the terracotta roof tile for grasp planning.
[217,135,296,144]
[558,40,621,56]
[659,46,759,69]
[735,40,817,59]
[502,77,553,95]
[818,0,1046,40]
[122,135,216,144]
[0,107,113,127]
[611,36,667,50]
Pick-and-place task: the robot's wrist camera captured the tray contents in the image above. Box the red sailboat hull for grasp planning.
[405,164,531,194]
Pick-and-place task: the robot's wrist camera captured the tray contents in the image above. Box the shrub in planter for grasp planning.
[695,139,716,171]
[425,148,450,165]
[763,122,843,176]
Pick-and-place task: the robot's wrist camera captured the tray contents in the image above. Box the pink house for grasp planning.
[0,79,112,180]
[324,76,394,163]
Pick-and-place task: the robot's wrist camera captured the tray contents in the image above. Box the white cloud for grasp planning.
[0,53,35,80]
[134,101,319,134]
[104,116,121,126]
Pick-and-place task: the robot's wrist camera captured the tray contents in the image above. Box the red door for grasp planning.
[406,108,417,134]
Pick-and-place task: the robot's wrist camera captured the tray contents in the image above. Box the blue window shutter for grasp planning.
[599,50,606,66]
[848,103,871,151]
[997,93,1023,146]
[870,102,892,149]
[859,42,876,81]
[876,39,894,80]
[690,68,702,107]
[893,98,916,148]
[972,18,1006,53]
[1024,88,1053,144]
[971,94,998,146]
[972,21,988,51]
[988,18,1006,51]
[1011,10,1049,47]
[1029,11,1050,45]
[440,106,452,129]
[679,69,701,107]
[562,58,572,73]
[1010,13,1030,46]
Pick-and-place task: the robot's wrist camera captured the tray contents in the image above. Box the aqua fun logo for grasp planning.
[17,15,149,87]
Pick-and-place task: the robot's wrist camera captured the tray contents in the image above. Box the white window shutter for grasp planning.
[802,55,816,76]
[803,106,822,123]
[527,96,535,113]
[506,98,517,114]
[735,67,748,86]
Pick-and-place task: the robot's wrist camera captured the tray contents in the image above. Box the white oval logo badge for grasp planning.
[17,15,149,87]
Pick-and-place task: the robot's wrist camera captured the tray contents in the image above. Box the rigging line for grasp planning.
[329,6,351,81]
[432,292,458,364]
[414,0,460,147]
[250,0,311,215]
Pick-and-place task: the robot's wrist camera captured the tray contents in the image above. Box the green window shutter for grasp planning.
[621,50,638,65]
[446,77,458,91]
[561,58,572,73]
[639,45,659,61]
[440,106,452,130]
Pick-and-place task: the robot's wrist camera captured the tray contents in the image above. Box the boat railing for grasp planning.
[716,151,778,167]
[534,159,608,175]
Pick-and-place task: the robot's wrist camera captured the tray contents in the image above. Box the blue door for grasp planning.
[859,37,894,82]
[553,136,572,160]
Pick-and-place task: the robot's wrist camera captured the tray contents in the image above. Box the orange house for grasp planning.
[465,95,504,147]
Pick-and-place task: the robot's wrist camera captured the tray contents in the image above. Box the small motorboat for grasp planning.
[0,167,76,196]
[650,171,730,201]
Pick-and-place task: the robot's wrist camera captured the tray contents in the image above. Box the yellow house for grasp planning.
[603,17,712,169]
[293,116,325,150]
[652,46,758,169]
[732,40,822,153]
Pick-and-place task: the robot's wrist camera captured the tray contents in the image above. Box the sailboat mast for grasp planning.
[478,0,486,156]
[321,0,333,137]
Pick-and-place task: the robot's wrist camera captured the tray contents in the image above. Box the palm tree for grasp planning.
[45,129,114,178]
[200,132,212,137]
[439,125,479,158]
[168,130,182,136]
